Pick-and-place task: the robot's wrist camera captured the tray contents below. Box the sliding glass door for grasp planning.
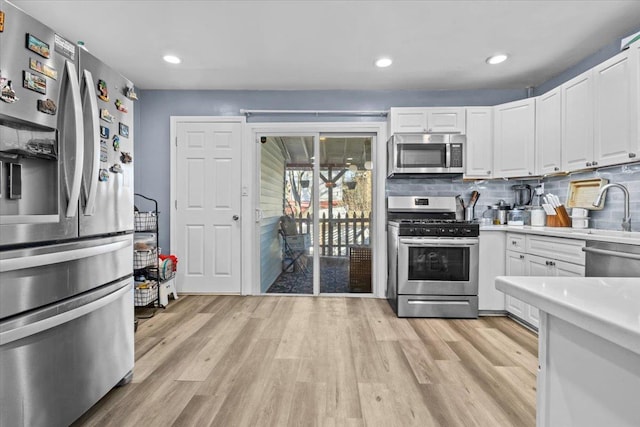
[259,133,373,295]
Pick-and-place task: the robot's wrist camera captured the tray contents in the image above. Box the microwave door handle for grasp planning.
[445,143,451,168]
[63,60,84,218]
[81,69,99,216]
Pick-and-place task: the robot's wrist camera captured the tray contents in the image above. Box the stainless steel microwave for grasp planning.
[387,133,465,176]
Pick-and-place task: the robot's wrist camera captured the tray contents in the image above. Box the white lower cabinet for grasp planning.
[478,231,506,312]
[504,233,585,330]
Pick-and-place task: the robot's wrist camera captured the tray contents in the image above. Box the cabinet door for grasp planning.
[594,50,638,167]
[389,108,428,133]
[562,70,594,171]
[494,98,536,178]
[554,260,585,277]
[505,250,527,319]
[478,230,506,311]
[536,87,563,175]
[464,107,493,178]
[426,108,466,133]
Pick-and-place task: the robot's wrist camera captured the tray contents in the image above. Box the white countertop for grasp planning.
[480,224,640,245]
[496,276,640,355]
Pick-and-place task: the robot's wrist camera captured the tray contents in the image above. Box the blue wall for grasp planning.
[134,89,525,251]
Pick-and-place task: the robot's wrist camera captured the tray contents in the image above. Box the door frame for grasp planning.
[245,121,387,297]
[169,116,246,293]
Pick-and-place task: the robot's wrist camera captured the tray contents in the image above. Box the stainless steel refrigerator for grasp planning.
[0,1,136,425]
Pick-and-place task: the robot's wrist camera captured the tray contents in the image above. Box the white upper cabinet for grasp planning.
[389,107,466,134]
[493,98,536,178]
[561,70,594,171]
[593,49,638,167]
[535,87,562,175]
[464,107,493,178]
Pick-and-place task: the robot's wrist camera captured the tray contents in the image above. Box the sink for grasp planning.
[567,228,640,239]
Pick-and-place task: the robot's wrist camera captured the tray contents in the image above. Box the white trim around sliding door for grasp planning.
[244,121,388,298]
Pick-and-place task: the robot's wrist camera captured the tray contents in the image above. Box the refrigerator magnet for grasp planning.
[26,33,50,58]
[99,169,109,182]
[29,58,58,80]
[112,135,120,151]
[125,86,138,100]
[120,152,132,164]
[23,70,46,94]
[110,163,123,174]
[37,99,57,115]
[0,11,5,32]
[119,123,129,138]
[100,140,108,162]
[115,99,128,113]
[97,79,109,102]
[100,126,109,139]
[1,80,19,103]
[100,108,115,123]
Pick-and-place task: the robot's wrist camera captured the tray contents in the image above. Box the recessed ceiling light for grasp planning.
[486,54,508,65]
[163,55,181,64]
[375,57,393,68]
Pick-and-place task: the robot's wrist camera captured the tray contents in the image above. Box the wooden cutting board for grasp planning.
[566,178,609,210]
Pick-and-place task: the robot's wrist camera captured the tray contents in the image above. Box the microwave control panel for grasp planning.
[450,144,463,167]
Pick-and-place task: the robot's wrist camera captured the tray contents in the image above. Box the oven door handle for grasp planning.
[399,238,478,246]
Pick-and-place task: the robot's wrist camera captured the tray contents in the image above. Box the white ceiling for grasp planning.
[10,0,640,91]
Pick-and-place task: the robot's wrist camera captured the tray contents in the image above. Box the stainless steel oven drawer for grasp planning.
[397,295,478,318]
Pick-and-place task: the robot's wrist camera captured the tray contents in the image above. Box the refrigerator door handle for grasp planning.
[64,60,84,218]
[0,283,131,345]
[81,69,100,216]
[0,239,130,273]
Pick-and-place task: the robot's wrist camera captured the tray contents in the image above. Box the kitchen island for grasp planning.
[496,276,640,427]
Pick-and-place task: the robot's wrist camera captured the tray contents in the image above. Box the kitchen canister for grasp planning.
[530,207,546,227]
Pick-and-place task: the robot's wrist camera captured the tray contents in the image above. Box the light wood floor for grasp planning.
[73,296,538,427]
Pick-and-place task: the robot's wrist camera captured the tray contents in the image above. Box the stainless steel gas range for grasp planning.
[387,196,479,318]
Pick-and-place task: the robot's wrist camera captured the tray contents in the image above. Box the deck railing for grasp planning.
[293,212,371,256]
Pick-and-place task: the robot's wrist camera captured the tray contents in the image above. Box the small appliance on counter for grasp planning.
[512,184,532,208]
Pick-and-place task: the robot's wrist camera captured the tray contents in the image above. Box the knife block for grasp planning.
[547,206,571,227]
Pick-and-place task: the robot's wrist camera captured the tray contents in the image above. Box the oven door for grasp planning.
[397,237,479,295]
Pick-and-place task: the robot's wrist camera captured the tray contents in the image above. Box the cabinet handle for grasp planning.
[629,153,637,158]
[545,260,549,266]
[528,171,533,175]
[512,241,517,245]
[592,161,598,166]
[519,255,524,259]
[487,170,491,175]
[586,162,592,167]
[554,167,559,171]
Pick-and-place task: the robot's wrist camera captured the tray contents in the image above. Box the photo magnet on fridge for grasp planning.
[26,33,50,58]
[23,70,46,94]
[0,11,5,32]
[29,58,58,80]
[100,108,115,123]
[100,126,109,139]
[1,79,19,103]
[97,79,109,102]
[119,122,129,138]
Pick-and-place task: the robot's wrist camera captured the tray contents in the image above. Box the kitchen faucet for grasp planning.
[593,183,631,231]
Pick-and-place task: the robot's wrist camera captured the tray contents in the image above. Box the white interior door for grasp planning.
[175,121,242,293]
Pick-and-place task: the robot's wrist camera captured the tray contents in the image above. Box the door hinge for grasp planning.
[175,137,178,147]
[174,200,177,209]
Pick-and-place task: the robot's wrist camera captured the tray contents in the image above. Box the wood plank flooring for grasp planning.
[73,296,538,427]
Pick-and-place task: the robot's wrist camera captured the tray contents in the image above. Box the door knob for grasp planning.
[232,215,239,221]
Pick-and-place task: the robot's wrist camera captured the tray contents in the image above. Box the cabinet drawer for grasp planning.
[506,233,526,253]
[526,235,585,265]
